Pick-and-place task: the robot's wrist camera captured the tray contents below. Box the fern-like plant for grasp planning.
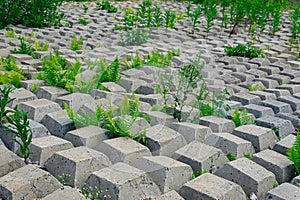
[0,86,15,124]
[288,132,300,175]
[231,107,254,127]
[99,57,121,83]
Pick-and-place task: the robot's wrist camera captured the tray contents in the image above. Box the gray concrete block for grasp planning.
[56,93,95,112]
[42,186,86,200]
[118,77,148,92]
[7,88,37,108]
[275,112,300,128]
[252,149,294,184]
[232,125,278,152]
[262,183,300,200]
[101,82,126,93]
[143,111,176,127]
[153,190,184,200]
[259,99,293,114]
[241,104,275,118]
[199,116,236,133]
[34,86,69,101]
[41,110,75,138]
[277,96,300,111]
[272,134,296,156]
[20,79,45,91]
[85,162,161,200]
[134,156,192,193]
[0,145,25,177]
[64,125,111,149]
[265,89,291,97]
[179,173,246,200]
[204,132,255,158]
[277,84,300,95]
[170,122,212,143]
[255,116,294,137]
[249,91,277,100]
[145,124,187,157]
[172,141,228,173]
[44,146,112,188]
[95,137,151,165]
[214,158,276,199]
[29,135,74,167]
[292,175,300,186]
[0,165,62,200]
[230,92,261,105]
[253,78,279,89]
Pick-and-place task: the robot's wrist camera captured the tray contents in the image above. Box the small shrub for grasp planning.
[70,35,83,51]
[225,43,265,59]
[0,57,23,87]
[11,37,35,58]
[119,28,151,46]
[0,86,15,124]
[96,0,118,13]
[288,131,300,175]
[231,107,254,127]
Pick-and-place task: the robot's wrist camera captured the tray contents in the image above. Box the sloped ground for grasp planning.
[1,1,300,199]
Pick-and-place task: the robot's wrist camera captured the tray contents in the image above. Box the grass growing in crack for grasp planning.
[144,49,180,68]
[33,41,49,52]
[5,29,17,38]
[226,153,237,161]
[191,169,208,179]
[7,106,32,164]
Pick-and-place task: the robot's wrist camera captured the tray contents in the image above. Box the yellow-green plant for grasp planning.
[288,132,300,175]
[231,107,254,127]
[33,41,49,51]
[70,35,83,51]
[4,30,17,38]
[0,86,15,124]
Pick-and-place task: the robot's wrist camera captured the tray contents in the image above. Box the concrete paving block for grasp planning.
[292,175,300,186]
[232,124,278,152]
[179,173,246,200]
[118,77,148,92]
[252,149,294,184]
[199,116,236,133]
[29,135,74,167]
[143,111,176,127]
[121,68,147,79]
[0,145,25,177]
[145,124,187,157]
[275,112,300,128]
[277,96,300,111]
[139,94,164,106]
[241,104,275,118]
[85,162,161,200]
[246,68,268,78]
[20,79,45,91]
[95,137,151,165]
[253,78,279,89]
[90,89,123,102]
[255,115,294,137]
[262,183,300,200]
[18,98,62,122]
[259,99,293,114]
[129,117,151,135]
[41,186,86,200]
[249,91,277,100]
[170,122,212,143]
[34,86,69,101]
[44,146,112,188]
[250,57,271,66]
[56,93,95,112]
[268,74,291,84]
[7,88,37,108]
[277,84,300,95]
[101,82,127,93]
[172,141,228,173]
[134,156,193,193]
[0,165,62,200]
[272,134,296,156]
[153,190,184,200]
[64,125,111,149]
[204,132,255,158]
[265,89,291,97]
[41,110,75,138]
[214,158,276,199]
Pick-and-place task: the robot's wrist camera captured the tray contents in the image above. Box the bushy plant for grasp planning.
[70,35,83,51]
[288,131,300,175]
[4,29,17,38]
[122,51,144,69]
[11,37,35,58]
[33,41,49,52]
[79,17,90,25]
[231,107,254,127]
[0,0,64,28]
[144,49,180,68]
[119,28,151,46]
[96,0,118,13]
[225,43,265,59]
[0,86,15,124]
[0,57,23,87]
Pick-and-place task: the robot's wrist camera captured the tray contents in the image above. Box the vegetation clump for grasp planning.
[224,43,265,59]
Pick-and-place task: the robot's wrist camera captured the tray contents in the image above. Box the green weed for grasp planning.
[288,131,300,175]
[0,86,15,124]
[11,37,35,58]
[70,35,83,51]
[225,43,265,59]
[231,107,254,127]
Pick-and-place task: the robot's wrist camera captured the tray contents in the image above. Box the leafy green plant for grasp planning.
[96,0,118,13]
[231,107,254,127]
[0,57,23,87]
[0,86,15,124]
[70,35,83,51]
[99,57,121,83]
[244,153,252,159]
[11,37,35,58]
[203,0,218,35]
[153,5,163,28]
[220,0,230,29]
[191,169,208,179]
[33,41,49,51]
[225,43,265,59]
[288,131,300,175]
[82,4,88,13]
[119,28,151,46]
[122,51,144,69]
[79,17,90,25]
[5,29,17,38]
[188,5,202,34]
[226,153,237,161]
[164,9,176,29]
[271,2,281,36]
[289,4,300,44]
[228,0,246,37]
[144,49,180,68]
[248,83,260,91]
[7,106,32,164]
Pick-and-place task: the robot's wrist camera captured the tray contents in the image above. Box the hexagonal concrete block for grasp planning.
[0,165,62,200]
[34,86,69,101]
[142,111,176,127]
[179,173,246,200]
[18,98,62,122]
[232,124,278,152]
[41,186,86,200]
[204,132,255,158]
[85,162,161,200]
[134,156,193,193]
[64,125,111,149]
[44,146,112,188]
[199,116,236,133]
[29,135,74,167]
[146,124,187,157]
[172,141,228,173]
[214,158,276,199]
[273,134,296,156]
[95,137,151,165]
[56,93,95,112]
[252,149,294,184]
[7,88,37,108]
[0,145,25,177]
